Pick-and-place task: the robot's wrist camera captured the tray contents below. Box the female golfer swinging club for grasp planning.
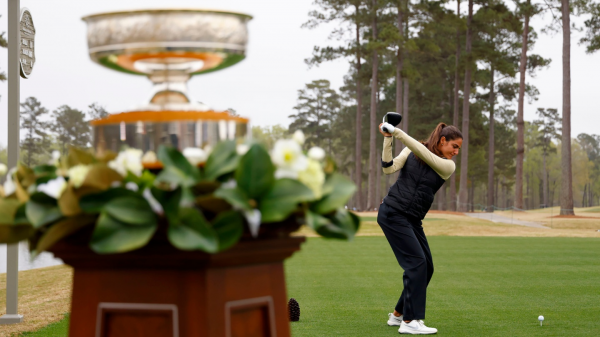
[377,121,463,334]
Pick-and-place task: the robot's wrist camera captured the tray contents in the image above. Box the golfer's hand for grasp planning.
[379,123,393,137]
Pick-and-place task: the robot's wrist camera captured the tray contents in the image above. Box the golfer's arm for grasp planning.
[381,137,410,175]
[392,128,456,180]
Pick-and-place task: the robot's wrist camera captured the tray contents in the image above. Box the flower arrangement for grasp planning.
[0,132,359,255]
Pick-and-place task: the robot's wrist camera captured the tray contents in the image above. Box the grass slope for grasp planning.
[286,237,600,336]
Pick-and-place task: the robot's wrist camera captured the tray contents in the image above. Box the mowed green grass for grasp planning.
[286,236,600,336]
[21,314,69,337]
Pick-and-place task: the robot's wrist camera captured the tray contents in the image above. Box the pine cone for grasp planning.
[288,298,300,322]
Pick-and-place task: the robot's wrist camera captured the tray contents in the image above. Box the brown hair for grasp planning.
[416,123,463,163]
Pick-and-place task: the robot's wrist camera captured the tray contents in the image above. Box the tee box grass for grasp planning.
[286,236,600,336]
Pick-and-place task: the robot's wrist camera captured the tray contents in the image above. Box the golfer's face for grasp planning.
[440,138,462,159]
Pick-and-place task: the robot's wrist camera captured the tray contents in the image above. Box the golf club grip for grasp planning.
[382,125,391,133]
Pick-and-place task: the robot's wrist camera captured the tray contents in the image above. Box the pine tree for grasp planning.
[20,97,50,166]
[289,80,341,152]
[52,105,91,154]
[88,102,109,120]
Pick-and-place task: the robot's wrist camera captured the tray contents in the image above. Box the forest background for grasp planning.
[4,0,600,214]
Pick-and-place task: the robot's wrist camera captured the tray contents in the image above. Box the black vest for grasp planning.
[383,152,446,220]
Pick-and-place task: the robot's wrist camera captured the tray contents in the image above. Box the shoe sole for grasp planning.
[399,330,437,335]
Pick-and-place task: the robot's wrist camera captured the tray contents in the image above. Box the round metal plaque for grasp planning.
[19,8,35,78]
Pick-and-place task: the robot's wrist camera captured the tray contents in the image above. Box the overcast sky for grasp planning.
[0,0,599,148]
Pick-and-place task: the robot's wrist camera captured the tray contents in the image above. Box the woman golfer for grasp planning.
[377,121,462,334]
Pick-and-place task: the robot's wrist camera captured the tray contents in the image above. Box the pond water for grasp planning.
[0,243,63,273]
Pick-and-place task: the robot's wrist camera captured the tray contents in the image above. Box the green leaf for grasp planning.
[260,178,314,223]
[151,186,182,223]
[212,211,243,251]
[156,146,200,187]
[91,211,157,254]
[79,188,139,214]
[104,195,157,226]
[67,147,95,167]
[0,199,21,224]
[13,204,29,225]
[26,193,63,228]
[328,208,360,240]
[204,141,239,181]
[306,209,355,240]
[195,195,232,213]
[214,186,252,211]
[33,165,57,177]
[235,144,275,199]
[310,173,356,214]
[0,223,35,244]
[167,208,218,253]
[35,214,96,254]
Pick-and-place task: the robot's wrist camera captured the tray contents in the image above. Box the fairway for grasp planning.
[286,236,600,336]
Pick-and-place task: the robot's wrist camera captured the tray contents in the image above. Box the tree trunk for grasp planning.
[582,183,587,207]
[543,152,549,207]
[487,67,495,212]
[450,0,461,212]
[354,5,364,211]
[394,1,404,178]
[367,0,379,211]
[403,78,409,133]
[376,148,382,206]
[516,2,530,210]
[458,0,473,212]
[560,0,574,215]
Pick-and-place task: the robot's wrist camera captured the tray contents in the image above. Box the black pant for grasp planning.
[377,202,434,320]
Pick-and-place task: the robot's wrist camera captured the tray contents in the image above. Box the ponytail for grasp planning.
[415,123,463,163]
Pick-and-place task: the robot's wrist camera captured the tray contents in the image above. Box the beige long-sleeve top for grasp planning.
[381,128,455,180]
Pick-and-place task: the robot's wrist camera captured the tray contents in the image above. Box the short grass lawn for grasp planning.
[286,236,600,336]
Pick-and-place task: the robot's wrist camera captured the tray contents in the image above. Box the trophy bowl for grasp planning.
[82,9,253,154]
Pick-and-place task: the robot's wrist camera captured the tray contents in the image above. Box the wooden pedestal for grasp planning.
[50,229,305,337]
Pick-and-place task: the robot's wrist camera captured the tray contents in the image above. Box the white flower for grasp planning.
[298,159,325,199]
[67,165,90,188]
[182,147,207,166]
[271,139,308,179]
[3,179,15,196]
[109,148,143,177]
[292,130,305,145]
[243,209,262,238]
[141,151,157,164]
[236,144,250,156]
[221,179,237,189]
[0,164,7,176]
[143,188,163,214]
[49,150,61,166]
[125,182,139,192]
[37,177,67,199]
[307,146,326,161]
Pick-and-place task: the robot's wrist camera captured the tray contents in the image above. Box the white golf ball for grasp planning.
[538,315,544,321]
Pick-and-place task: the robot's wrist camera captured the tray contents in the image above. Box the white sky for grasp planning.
[0,0,599,148]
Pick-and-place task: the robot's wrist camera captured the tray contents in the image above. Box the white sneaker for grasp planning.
[387,313,404,326]
[399,320,437,334]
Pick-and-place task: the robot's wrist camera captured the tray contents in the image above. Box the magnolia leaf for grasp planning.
[96,150,118,163]
[81,164,123,190]
[58,185,82,216]
[14,174,30,203]
[104,195,157,226]
[156,146,201,186]
[17,163,36,188]
[192,181,221,195]
[328,208,360,240]
[91,211,157,254]
[0,198,21,224]
[214,186,252,211]
[33,165,57,177]
[79,188,139,214]
[13,204,29,225]
[305,210,351,240]
[167,208,218,253]
[204,140,239,181]
[212,211,243,251]
[150,186,182,223]
[67,147,95,167]
[35,214,96,254]
[310,173,356,214]
[0,223,35,244]
[260,178,314,223]
[26,193,63,228]
[195,195,232,213]
[235,144,275,199]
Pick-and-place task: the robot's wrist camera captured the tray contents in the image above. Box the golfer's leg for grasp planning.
[377,205,427,320]
[413,224,434,287]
